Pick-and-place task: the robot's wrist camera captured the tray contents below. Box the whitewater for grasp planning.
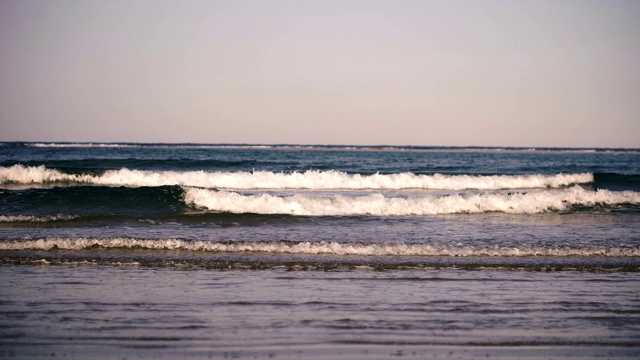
[0,165,593,190]
[184,186,640,215]
[3,237,639,257]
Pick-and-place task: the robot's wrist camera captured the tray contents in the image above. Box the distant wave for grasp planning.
[0,159,259,171]
[24,143,286,150]
[0,165,593,190]
[5,142,637,153]
[29,143,141,148]
[2,238,638,257]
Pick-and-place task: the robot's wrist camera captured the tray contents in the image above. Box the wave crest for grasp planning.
[0,215,80,223]
[185,186,640,216]
[1,238,638,257]
[0,165,593,190]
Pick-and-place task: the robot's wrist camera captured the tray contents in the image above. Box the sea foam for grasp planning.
[0,165,593,190]
[0,215,80,223]
[184,186,640,215]
[1,238,638,257]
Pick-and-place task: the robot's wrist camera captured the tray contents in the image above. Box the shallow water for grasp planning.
[1,265,639,359]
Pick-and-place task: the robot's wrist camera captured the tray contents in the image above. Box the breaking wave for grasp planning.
[0,215,80,223]
[0,165,593,190]
[1,238,638,257]
[185,186,640,215]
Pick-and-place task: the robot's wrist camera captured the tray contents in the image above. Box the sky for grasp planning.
[0,0,639,147]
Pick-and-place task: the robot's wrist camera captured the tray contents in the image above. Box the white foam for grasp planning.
[1,238,638,257]
[0,165,593,190]
[29,143,141,148]
[0,165,72,184]
[0,215,79,223]
[184,186,640,215]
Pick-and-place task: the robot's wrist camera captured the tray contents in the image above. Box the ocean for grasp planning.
[1,142,639,359]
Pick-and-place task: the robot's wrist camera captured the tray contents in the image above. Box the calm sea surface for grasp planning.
[1,143,639,358]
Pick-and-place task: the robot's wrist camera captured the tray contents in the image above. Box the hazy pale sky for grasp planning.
[1,0,639,147]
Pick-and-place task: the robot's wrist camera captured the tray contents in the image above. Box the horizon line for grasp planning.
[1,140,639,151]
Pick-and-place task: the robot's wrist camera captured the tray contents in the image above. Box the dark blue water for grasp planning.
[1,142,639,359]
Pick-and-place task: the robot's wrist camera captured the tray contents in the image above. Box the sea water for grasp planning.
[1,143,639,359]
